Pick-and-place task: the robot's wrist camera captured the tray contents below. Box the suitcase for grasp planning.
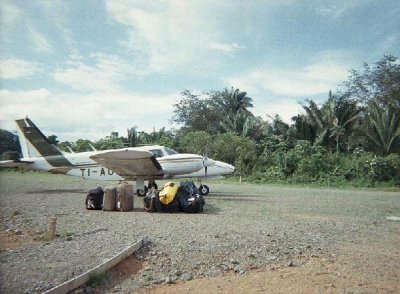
[116,183,134,211]
[103,186,117,211]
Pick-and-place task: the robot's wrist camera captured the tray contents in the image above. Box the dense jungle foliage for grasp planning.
[1,56,399,187]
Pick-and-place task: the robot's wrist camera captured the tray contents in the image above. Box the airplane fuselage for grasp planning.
[22,147,234,181]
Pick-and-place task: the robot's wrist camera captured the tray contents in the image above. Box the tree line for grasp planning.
[1,56,399,187]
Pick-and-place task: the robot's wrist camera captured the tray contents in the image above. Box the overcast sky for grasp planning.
[1,0,399,141]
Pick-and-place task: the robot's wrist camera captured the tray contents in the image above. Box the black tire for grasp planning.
[137,187,148,197]
[199,185,209,196]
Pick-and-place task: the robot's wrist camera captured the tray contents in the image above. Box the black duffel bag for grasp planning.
[144,191,164,212]
[177,181,205,213]
[85,187,104,210]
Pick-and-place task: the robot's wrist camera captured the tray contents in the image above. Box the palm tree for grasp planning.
[290,114,316,142]
[219,112,258,137]
[362,102,400,155]
[302,92,361,153]
[127,127,138,147]
[216,88,254,118]
[214,88,255,136]
[332,94,361,152]
[302,99,330,147]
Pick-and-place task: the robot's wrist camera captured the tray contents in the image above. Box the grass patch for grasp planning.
[220,175,400,192]
[62,231,75,237]
[87,271,108,287]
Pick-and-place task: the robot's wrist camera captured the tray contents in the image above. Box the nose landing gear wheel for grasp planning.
[137,187,148,197]
[199,185,209,196]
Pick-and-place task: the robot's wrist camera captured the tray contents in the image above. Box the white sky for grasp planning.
[1,0,399,141]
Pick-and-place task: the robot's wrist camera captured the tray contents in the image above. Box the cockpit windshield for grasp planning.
[150,149,164,158]
[165,147,178,155]
[150,147,178,158]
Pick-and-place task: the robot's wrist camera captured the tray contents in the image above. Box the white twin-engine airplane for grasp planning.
[0,117,235,196]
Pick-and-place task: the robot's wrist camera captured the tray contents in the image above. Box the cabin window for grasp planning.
[165,148,178,155]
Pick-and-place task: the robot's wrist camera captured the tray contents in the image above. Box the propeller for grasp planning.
[202,147,215,178]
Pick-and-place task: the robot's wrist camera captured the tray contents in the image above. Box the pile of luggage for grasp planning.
[144,181,205,213]
[85,181,205,213]
[85,183,134,211]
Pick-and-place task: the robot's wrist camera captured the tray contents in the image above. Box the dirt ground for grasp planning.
[1,172,399,293]
[3,213,398,293]
[137,237,400,294]
[93,229,399,294]
[3,230,398,293]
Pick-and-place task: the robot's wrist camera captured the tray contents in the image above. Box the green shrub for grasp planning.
[87,272,107,287]
[245,143,399,187]
[1,151,19,160]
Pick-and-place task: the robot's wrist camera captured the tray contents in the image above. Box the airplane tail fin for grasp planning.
[15,117,63,158]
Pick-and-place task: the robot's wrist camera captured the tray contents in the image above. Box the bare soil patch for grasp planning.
[98,255,145,291]
[139,237,400,294]
[0,230,44,252]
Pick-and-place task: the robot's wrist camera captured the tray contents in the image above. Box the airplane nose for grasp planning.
[215,161,235,175]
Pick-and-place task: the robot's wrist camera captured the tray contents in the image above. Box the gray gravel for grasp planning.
[1,171,399,293]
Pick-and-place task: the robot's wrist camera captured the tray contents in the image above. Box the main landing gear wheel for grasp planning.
[199,185,209,196]
[137,187,148,197]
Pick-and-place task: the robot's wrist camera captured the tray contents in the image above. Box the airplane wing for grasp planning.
[89,149,163,180]
[0,160,34,168]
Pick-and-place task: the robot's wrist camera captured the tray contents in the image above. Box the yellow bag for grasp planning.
[159,182,178,205]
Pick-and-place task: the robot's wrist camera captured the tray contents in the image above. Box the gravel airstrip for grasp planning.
[0,171,399,293]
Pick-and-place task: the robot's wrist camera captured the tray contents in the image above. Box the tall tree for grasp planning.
[302,99,329,147]
[172,90,222,134]
[362,102,400,155]
[332,94,362,152]
[47,135,59,145]
[127,127,138,147]
[290,114,316,143]
[341,55,400,108]
[220,112,251,136]
[0,129,21,155]
[173,88,254,135]
[268,115,289,137]
[213,88,254,117]
[302,92,361,153]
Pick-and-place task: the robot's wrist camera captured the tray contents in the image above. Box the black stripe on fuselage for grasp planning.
[151,156,163,171]
[16,118,73,167]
